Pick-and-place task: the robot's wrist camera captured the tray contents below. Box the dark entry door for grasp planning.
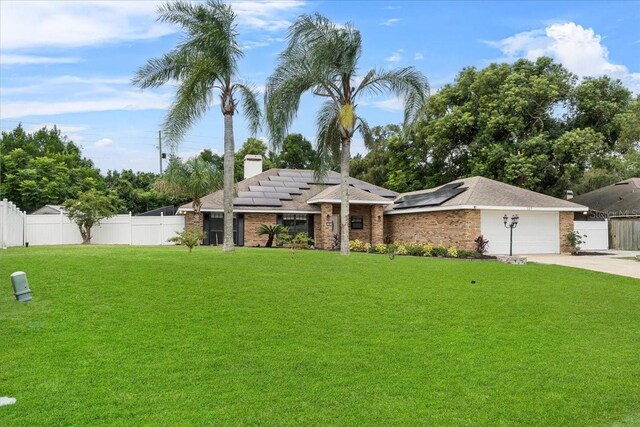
[205,213,243,246]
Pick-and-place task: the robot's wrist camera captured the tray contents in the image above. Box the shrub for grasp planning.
[405,242,425,257]
[422,244,433,256]
[567,231,587,254]
[257,224,287,247]
[349,239,365,252]
[375,243,387,254]
[474,235,489,254]
[363,243,372,253]
[168,228,204,253]
[396,243,407,256]
[431,245,448,257]
[447,246,458,258]
[282,232,313,256]
[457,249,482,259]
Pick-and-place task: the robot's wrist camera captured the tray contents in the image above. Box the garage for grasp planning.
[481,210,560,255]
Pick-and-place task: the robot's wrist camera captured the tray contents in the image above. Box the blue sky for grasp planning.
[1,1,638,173]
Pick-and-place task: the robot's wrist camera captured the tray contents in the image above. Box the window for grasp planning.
[282,214,308,235]
[350,216,364,230]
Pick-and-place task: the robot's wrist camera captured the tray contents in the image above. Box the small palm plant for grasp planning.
[257,224,287,247]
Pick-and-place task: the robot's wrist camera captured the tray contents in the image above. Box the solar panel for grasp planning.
[260,180,285,187]
[394,183,467,209]
[233,198,254,206]
[269,176,293,182]
[251,185,276,192]
[278,171,302,177]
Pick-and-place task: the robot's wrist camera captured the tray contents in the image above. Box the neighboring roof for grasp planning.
[179,169,397,213]
[571,178,640,217]
[385,176,588,214]
[137,205,180,216]
[307,185,393,205]
[31,205,64,215]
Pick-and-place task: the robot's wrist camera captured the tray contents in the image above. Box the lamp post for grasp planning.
[503,214,519,256]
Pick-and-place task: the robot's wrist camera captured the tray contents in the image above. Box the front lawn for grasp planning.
[1,246,639,425]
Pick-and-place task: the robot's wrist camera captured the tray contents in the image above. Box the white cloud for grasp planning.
[414,52,424,61]
[487,22,640,92]
[0,1,305,51]
[380,18,400,26]
[386,49,403,63]
[241,36,286,50]
[231,1,305,31]
[1,54,81,65]
[1,91,173,119]
[94,138,113,148]
[0,1,173,50]
[373,97,404,112]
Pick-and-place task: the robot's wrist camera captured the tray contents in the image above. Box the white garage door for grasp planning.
[481,211,559,255]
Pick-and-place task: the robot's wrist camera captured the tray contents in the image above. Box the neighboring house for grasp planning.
[179,156,587,254]
[31,205,65,215]
[572,178,640,250]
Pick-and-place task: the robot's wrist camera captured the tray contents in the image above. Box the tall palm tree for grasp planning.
[265,14,429,255]
[155,156,222,233]
[133,0,261,253]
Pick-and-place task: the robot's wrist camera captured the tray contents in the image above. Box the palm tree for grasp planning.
[257,224,287,247]
[155,156,222,234]
[265,14,429,255]
[133,0,261,253]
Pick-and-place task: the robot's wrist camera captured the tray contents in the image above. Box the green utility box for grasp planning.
[10,271,32,302]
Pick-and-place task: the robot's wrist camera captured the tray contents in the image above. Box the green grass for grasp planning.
[1,246,639,426]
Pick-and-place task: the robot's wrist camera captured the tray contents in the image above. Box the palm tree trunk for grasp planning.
[222,113,235,252]
[340,137,350,256]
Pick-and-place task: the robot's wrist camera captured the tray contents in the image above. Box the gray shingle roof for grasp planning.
[571,178,640,217]
[180,169,397,212]
[307,185,393,204]
[386,176,587,212]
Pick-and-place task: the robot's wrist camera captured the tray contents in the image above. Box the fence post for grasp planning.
[59,209,64,244]
[129,212,133,246]
[160,211,164,246]
[2,198,8,249]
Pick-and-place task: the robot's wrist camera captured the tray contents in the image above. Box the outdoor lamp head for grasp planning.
[512,214,519,227]
[503,214,508,226]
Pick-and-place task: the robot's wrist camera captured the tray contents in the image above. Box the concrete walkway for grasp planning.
[527,251,640,279]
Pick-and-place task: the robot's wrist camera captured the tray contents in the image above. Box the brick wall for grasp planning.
[384,209,481,251]
[559,211,575,253]
[348,204,372,242]
[243,213,278,247]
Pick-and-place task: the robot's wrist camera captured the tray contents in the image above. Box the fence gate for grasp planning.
[609,217,640,250]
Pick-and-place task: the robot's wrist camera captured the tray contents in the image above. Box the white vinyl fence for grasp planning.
[1,198,185,248]
[0,199,26,248]
[573,220,609,251]
[25,213,185,246]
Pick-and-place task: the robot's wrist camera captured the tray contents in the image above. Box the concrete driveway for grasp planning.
[526,251,640,279]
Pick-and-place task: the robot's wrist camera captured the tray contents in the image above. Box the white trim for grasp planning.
[384,204,587,215]
[177,208,320,215]
[307,199,393,205]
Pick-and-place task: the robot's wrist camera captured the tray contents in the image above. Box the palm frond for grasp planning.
[314,101,342,180]
[132,49,193,89]
[353,67,430,124]
[233,83,262,135]
[162,58,216,145]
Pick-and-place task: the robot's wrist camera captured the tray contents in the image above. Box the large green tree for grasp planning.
[133,0,261,253]
[0,125,103,212]
[386,57,639,196]
[104,169,182,214]
[350,125,400,188]
[63,189,118,244]
[265,14,429,255]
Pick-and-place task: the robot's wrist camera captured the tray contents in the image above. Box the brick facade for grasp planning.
[384,209,481,251]
[243,213,278,247]
[559,211,575,254]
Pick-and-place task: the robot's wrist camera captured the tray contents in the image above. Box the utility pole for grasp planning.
[158,130,163,176]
